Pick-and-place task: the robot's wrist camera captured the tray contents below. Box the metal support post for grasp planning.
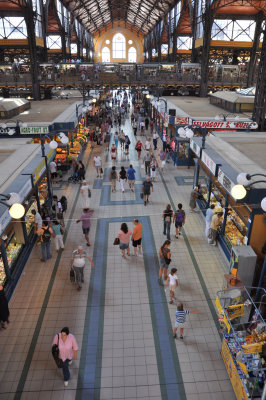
[247,12,263,87]
[252,28,266,130]
[199,8,214,97]
[206,172,212,207]
[24,0,40,100]
[221,194,228,235]
[255,257,266,303]
[40,136,52,200]
[193,159,199,188]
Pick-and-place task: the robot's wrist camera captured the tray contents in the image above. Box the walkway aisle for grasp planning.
[0,116,236,400]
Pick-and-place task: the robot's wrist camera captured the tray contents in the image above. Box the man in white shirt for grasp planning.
[50,161,57,180]
[93,156,102,178]
[145,138,151,151]
[32,209,42,236]
[152,132,159,150]
[205,204,215,237]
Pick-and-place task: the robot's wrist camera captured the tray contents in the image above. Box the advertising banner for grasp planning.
[192,120,256,130]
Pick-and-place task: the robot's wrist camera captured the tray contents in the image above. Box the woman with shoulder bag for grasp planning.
[52,327,78,386]
[158,240,171,285]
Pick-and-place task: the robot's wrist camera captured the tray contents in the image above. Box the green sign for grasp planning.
[20,126,49,135]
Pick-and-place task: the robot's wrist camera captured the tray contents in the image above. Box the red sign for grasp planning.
[175,116,189,125]
[192,120,255,130]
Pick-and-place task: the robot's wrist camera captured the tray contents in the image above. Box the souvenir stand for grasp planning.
[216,287,266,400]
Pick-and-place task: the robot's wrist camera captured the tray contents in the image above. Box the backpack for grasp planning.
[60,196,67,212]
[175,211,185,223]
[42,227,51,242]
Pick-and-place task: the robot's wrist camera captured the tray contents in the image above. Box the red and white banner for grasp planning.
[192,120,256,130]
[175,116,189,125]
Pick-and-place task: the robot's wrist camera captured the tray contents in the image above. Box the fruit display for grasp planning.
[6,242,23,271]
[0,257,6,285]
[38,180,48,205]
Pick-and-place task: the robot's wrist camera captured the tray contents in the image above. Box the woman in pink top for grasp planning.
[117,223,132,258]
[52,327,78,386]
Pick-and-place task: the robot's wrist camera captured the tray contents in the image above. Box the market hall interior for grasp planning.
[0,0,266,399]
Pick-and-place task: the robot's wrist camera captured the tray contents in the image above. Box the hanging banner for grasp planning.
[201,150,217,175]
[218,168,235,194]
[192,119,256,130]
[20,126,49,135]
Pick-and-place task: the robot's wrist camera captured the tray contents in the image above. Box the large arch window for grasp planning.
[128,47,136,63]
[112,33,126,59]
[102,46,110,62]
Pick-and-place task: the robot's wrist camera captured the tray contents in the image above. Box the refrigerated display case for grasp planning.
[24,200,38,235]
[0,249,7,286]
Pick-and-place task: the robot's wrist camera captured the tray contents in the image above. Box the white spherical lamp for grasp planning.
[215,115,220,121]
[49,140,58,149]
[237,173,250,186]
[6,192,21,206]
[21,122,27,128]
[178,127,185,137]
[1,123,7,129]
[261,197,266,212]
[92,98,96,103]
[185,128,194,139]
[60,135,69,145]
[231,185,247,200]
[8,129,15,136]
[9,203,25,219]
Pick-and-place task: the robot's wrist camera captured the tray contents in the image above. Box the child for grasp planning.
[173,303,200,339]
[165,268,178,304]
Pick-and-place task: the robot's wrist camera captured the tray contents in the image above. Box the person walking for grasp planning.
[205,204,215,237]
[104,131,111,151]
[93,155,102,178]
[37,221,53,261]
[52,220,64,252]
[133,120,137,136]
[80,180,91,209]
[110,143,117,164]
[127,164,136,192]
[77,161,85,181]
[165,268,179,304]
[145,138,152,152]
[162,204,173,240]
[153,131,159,150]
[119,166,127,193]
[143,152,152,176]
[114,132,119,148]
[142,177,153,206]
[174,203,186,238]
[162,133,167,152]
[132,219,142,256]
[158,240,171,284]
[173,303,200,339]
[116,223,132,258]
[145,117,149,130]
[76,208,94,246]
[119,130,125,150]
[52,327,78,386]
[109,166,118,192]
[135,140,142,160]
[0,285,10,329]
[32,209,42,232]
[189,186,199,212]
[124,135,131,156]
[69,245,94,290]
[150,157,158,182]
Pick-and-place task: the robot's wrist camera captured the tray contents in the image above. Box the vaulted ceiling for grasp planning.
[62,0,176,34]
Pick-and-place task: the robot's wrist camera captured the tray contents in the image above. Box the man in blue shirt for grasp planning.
[127,164,136,192]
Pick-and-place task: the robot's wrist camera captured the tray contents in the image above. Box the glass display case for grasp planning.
[224,204,249,249]
[38,177,48,205]
[0,248,7,286]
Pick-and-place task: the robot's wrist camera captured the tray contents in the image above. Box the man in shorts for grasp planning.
[132,219,142,256]
[142,177,153,206]
[76,208,94,246]
[127,164,136,192]
[174,203,186,238]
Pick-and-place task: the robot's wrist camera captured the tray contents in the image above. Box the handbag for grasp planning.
[113,237,120,245]
[140,192,144,199]
[88,188,91,198]
[70,268,75,282]
[165,257,172,265]
[52,334,63,368]
[100,167,103,174]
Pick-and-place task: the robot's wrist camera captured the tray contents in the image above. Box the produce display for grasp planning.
[0,256,6,285]
[38,181,48,205]
[6,242,23,271]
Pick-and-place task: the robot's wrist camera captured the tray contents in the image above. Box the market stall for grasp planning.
[216,286,266,400]
[190,137,266,261]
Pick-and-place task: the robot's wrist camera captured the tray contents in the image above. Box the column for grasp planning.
[199,9,214,97]
[247,12,263,87]
[252,28,266,130]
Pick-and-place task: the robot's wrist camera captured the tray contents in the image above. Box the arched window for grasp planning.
[102,47,110,62]
[128,47,136,63]
[112,33,126,59]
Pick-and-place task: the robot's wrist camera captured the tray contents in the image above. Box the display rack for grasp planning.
[216,287,266,400]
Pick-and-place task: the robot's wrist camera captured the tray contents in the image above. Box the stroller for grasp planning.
[68,171,80,183]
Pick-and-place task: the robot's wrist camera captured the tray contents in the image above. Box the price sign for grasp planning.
[218,168,235,194]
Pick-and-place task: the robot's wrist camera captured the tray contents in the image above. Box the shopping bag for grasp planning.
[52,334,62,368]
[70,269,75,283]
[140,192,144,199]
[113,238,120,245]
[141,164,145,169]
[162,161,166,166]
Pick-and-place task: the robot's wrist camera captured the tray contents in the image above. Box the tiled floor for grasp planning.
[0,115,236,400]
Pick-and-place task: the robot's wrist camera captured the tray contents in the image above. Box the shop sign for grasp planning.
[218,168,235,194]
[32,149,55,185]
[175,116,189,125]
[18,178,32,201]
[20,126,49,135]
[0,209,12,235]
[192,119,256,130]
[221,340,249,400]
[190,140,201,157]
[201,150,217,175]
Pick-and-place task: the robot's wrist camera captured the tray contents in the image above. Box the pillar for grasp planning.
[24,0,41,100]
[191,0,199,63]
[247,12,263,87]
[252,28,266,130]
[199,11,214,97]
